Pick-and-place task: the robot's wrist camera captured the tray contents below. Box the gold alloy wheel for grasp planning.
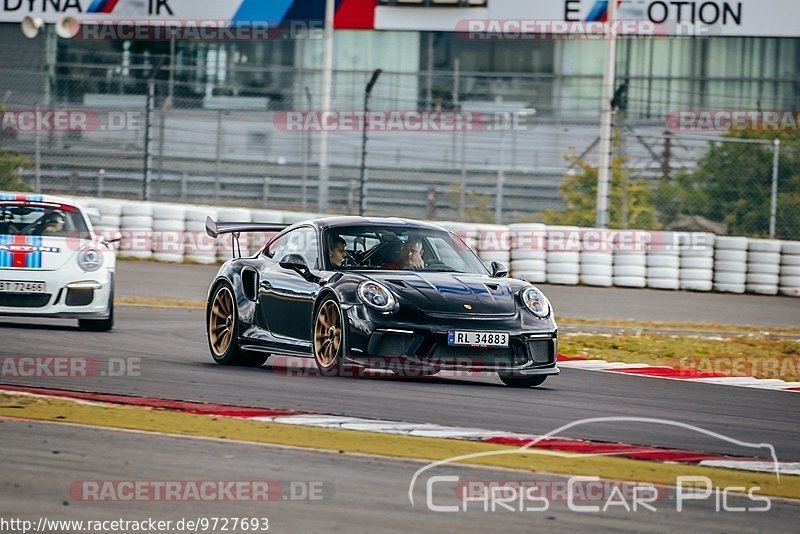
[314,300,342,368]
[209,287,235,357]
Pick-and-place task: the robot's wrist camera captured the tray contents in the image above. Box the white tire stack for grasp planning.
[151,203,186,263]
[249,210,285,255]
[119,201,154,260]
[508,223,546,283]
[712,236,748,293]
[545,226,580,285]
[646,231,679,290]
[746,239,782,295]
[613,230,649,288]
[215,207,252,261]
[779,241,800,297]
[579,229,613,287]
[475,224,511,271]
[184,206,218,264]
[678,232,715,291]
[87,199,123,247]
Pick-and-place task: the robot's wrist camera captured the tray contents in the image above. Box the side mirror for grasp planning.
[279,253,319,283]
[279,253,309,272]
[490,261,508,278]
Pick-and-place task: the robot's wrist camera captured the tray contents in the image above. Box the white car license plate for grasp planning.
[448,330,509,347]
[0,281,46,294]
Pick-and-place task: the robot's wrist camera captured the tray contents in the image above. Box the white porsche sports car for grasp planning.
[0,192,116,331]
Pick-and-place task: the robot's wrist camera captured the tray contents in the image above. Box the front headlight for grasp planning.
[77,246,104,272]
[358,281,397,313]
[520,286,551,318]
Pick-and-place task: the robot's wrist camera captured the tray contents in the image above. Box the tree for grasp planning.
[0,149,33,192]
[659,129,800,239]
[448,183,495,223]
[540,152,661,229]
[0,105,33,192]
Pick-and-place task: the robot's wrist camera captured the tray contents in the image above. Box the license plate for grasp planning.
[448,330,509,347]
[0,281,46,294]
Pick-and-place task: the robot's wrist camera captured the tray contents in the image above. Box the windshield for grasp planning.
[323,225,488,275]
[0,202,90,238]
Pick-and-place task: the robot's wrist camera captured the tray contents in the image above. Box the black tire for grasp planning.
[498,374,548,388]
[312,295,348,377]
[79,285,114,332]
[207,282,267,367]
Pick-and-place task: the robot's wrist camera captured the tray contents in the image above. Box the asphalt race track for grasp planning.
[3,420,799,533]
[115,261,800,327]
[1,305,798,461]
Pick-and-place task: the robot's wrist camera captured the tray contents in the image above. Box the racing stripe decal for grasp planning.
[0,193,43,202]
[0,235,10,268]
[11,235,27,268]
[31,235,42,269]
[2,235,44,269]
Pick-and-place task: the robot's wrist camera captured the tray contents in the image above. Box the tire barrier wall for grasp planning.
[68,196,800,298]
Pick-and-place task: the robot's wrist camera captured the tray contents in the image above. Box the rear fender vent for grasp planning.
[485,284,499,291]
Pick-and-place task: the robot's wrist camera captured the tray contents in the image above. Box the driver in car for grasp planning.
[39,212,66,236]
[384,236,425,270]
[329,234,347,268]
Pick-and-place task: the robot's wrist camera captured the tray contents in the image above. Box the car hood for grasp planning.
[0,235,90,271]
[365,271,518,315]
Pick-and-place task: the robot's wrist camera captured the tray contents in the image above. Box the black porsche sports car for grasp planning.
[204,216,559,387]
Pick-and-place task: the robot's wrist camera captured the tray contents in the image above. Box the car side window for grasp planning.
[266,227,320,269]
[265,232,291,260]
[286,227,320,269]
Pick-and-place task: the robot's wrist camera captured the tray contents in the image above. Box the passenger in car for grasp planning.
[384,236,425,270]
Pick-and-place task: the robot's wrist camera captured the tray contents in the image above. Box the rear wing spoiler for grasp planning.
[205,217,289,258]
[205,217,287,239]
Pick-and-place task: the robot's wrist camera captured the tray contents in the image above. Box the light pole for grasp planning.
[358,69,382,216]
[301,86,312,211]
[317,0,335,213]
[595,0,618,228]
[769,138,780,238]
[143,56,165,201]
[21,15,77,193]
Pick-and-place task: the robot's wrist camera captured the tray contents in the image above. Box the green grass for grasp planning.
[561,333,800,382]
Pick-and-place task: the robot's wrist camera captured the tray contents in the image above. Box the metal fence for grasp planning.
[1,44,799,238]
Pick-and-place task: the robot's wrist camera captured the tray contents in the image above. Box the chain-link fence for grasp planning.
[1,34,799,238]
[549,121,800,240]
